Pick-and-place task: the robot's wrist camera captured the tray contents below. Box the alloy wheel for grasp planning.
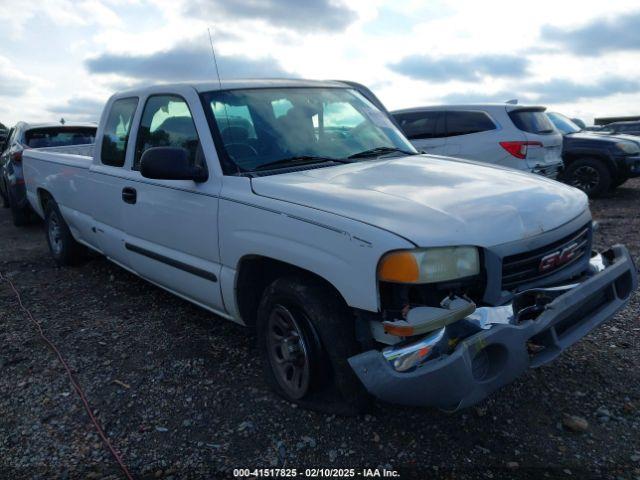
[570,165,600,193]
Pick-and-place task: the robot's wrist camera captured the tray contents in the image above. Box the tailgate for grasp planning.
[508,107,563,168]
[524,132,562,169]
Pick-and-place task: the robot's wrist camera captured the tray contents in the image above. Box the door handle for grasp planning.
[122,187,137,204]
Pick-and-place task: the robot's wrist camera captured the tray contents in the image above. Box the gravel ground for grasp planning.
[1,180,639,480]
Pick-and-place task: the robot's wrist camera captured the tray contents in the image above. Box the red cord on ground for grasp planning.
[1,271,134,480]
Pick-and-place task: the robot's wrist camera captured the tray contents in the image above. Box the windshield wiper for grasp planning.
[253,155,351,171]
[347,146,415,159]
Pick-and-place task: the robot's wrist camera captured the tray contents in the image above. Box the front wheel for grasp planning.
[564,158,611,197]
[44,200,86,266]
[257,276,370,414]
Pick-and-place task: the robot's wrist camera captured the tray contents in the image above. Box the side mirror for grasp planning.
[140,147,207,182]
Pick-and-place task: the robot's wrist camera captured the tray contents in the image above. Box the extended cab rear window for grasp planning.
[509,109,555,135]
[25,127,96,148]
[101,97,138,167]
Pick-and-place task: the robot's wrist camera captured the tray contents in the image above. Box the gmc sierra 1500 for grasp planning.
[23,80,637,413]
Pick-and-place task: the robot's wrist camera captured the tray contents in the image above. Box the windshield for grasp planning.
[547,112,581,134]
[202,87,416,173]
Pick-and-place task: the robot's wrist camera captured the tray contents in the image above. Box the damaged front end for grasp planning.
[349,246,637,410]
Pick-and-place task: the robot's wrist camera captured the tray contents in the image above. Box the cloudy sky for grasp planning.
[1,0,639,126]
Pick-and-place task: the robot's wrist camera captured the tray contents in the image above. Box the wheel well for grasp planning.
[235,256,347,327]
[563,153,618,178]
[37,188,54,213]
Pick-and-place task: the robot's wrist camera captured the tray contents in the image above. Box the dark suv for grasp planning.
[0,122,96,225]
[547,112,640,197]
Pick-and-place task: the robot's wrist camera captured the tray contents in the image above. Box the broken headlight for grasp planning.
[378,246,480,284]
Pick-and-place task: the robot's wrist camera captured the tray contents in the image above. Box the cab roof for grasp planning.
[116,78,351,97]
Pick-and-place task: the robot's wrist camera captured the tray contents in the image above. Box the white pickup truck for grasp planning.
[24,79,637,413]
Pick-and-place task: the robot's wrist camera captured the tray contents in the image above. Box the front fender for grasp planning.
[218,189,415,314]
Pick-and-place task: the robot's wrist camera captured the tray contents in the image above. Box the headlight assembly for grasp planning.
[378,246,480,284]
[615,141,640,155]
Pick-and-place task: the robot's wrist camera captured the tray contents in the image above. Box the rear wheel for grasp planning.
[257,276,370,414]
[44,199,85,265]
[564,157,611,197]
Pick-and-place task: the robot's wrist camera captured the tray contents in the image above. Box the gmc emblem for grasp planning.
[539,243,580,272]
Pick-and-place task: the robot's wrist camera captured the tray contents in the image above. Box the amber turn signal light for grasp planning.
[378,251,420,283]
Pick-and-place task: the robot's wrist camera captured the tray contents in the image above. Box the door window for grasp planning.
[394,111,444,139]
[445,111,496,137]
[134,95,203,171]
[101,97,138,167]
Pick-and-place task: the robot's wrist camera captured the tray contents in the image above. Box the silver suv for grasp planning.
[391,104,564,178]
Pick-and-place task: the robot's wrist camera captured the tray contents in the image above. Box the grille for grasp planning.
[501,224,591,290]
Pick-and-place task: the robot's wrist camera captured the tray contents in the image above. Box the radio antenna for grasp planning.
[207,28,242,175]
[208,27,223,91]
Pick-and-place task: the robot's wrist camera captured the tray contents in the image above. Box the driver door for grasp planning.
[123,93,224,312]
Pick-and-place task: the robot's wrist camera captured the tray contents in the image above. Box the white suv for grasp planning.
[391,104,564,178]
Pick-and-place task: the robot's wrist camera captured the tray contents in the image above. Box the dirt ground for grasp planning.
[1,179,639,480]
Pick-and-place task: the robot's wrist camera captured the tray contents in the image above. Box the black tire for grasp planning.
[0,180,9,209]
[7,188,31,227]
[257,276,370,415]
[44,199,85,266]
[564,158,612,197]
[610,175,629,189]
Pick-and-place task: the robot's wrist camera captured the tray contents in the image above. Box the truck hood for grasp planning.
[565,131,635,145]
[250,155,589,247]
[589,132,640,145]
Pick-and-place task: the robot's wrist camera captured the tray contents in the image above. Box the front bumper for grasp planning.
[348,245,637,410]
[621,154,640,177]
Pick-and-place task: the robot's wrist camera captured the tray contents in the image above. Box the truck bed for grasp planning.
[23,148,96,246]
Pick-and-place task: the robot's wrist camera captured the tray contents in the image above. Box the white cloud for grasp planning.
[1,0,640,126]
[0,0,121,37]
[0,56,35,97]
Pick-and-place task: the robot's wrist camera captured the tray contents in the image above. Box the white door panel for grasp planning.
[412,137,447,154]
[122,177,224,311]
[88,165,129,263]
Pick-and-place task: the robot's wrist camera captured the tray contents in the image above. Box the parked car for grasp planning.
[547,112,640,196]
[0,122,96,225]
[23,80,637,412]
[0,127,8,145]
[599,120,640,137]
[391,104,564,178]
